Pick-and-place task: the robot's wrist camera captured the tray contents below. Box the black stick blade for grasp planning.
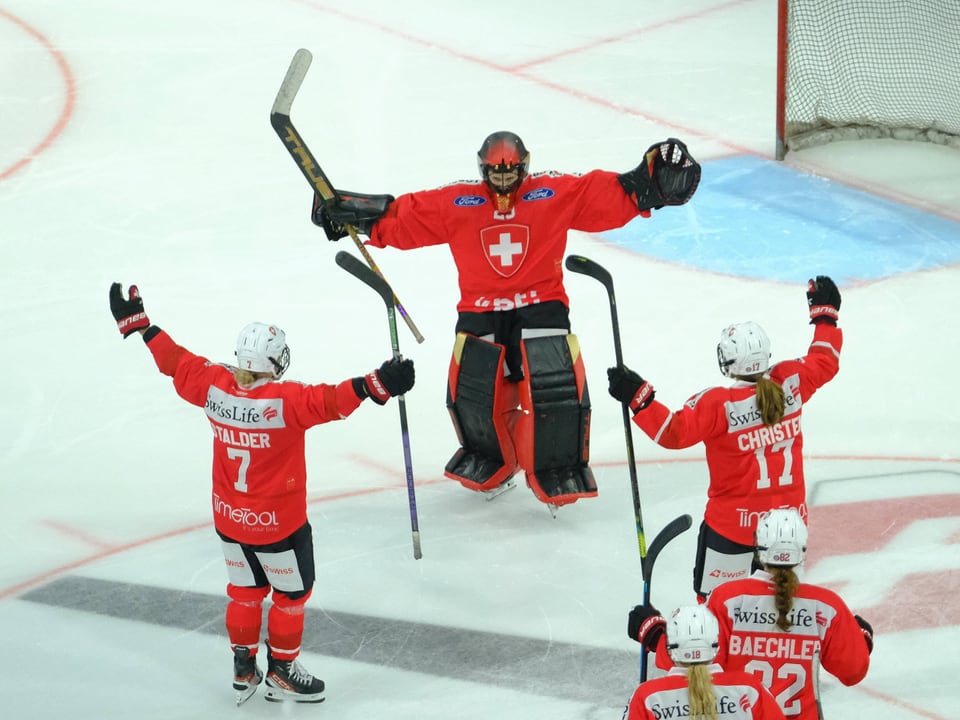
[336,251,395,309]
[565,254,614,291]
[642,514,693,583]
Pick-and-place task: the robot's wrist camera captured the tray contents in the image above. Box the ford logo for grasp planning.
[454,195,487,206]
[522,187,555,201]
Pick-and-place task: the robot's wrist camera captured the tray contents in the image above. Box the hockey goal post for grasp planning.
[775,0,960,160]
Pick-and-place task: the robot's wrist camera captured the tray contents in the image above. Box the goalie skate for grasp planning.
[482,476,517,501]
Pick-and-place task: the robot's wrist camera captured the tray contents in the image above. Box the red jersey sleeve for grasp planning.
[770,323,842,401]
[817,586,870,686]
[632,387,727,449]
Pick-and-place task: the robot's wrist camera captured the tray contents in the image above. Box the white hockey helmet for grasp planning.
[717,321,771,378]
[755,508,808,567]
[666,605,719,664]
[235,322,290,379]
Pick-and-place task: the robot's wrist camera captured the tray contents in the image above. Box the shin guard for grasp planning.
[226,584,270,648]
[444,333,520,491]
[267,589,311,661]
[516,334,596,506]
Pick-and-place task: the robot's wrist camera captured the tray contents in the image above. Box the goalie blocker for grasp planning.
[445,332,595,506]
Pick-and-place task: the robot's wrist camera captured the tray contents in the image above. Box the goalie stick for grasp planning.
[336,250,422,560]
[271,48,424,344]
[564,254,692,680]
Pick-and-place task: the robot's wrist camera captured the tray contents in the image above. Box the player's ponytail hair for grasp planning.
[233,368,272,388]
[755,375,786,426]
[685,665,719,720]
[770,565,800,631]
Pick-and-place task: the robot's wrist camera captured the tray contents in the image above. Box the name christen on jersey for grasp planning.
[647,689,749,718]
[213,492,279,529]
[205,386,285,429]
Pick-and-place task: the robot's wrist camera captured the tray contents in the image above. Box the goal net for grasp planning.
[775,0,960,159]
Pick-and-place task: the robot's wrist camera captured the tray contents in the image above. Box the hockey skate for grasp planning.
[264,646,325,703]
[232,646,262,706]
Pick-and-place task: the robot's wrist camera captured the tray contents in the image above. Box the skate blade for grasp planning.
[547,503,559,519]
[482,477,517,501]
[263,688,325,704]
[234,685,258,706]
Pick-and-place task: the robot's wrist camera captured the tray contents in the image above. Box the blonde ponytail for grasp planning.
[755,375,786,426]
[686,664,719,720]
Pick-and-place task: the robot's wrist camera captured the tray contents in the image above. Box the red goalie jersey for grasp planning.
[632,323,842,545]
[367,170,646,313]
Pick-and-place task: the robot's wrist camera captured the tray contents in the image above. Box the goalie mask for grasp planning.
[717,320,771,378]
[755,508,807,567]
[666,606,720,665]
[235,322,290,379]
[477,131,529,214]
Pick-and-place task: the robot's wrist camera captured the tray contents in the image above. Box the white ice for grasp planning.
[1,2,958,719]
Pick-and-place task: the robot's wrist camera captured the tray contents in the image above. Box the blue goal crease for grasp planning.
[599,155,960,284]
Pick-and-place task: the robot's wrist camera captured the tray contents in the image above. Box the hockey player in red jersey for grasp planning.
[628,509,872,720]
[608,276,842,597]
[624,605,785,720]
[312,131,700,508]
[109,283,415,705]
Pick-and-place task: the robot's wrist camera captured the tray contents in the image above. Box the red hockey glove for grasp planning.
[354,358,415,405]
[109,283,150,338]
[807,275,841,325]
[628,604,667,653]
[607,365,656,414]
[855,614,874,654]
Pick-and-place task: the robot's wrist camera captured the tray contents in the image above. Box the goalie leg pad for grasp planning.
[515,334,596,506]
[444,333,520,491]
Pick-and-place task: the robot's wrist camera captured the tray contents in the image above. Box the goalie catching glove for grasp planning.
[312,190,395,241]
[607,365,656,414]
[353,357,415,405]
[618,138,701,211]
[109,282,151,338]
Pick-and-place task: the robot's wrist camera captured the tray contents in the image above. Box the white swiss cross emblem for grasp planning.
[480,224,529,277]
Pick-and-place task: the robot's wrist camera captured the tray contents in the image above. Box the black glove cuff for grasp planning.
[142,325,161,342]
[351,376,368,401]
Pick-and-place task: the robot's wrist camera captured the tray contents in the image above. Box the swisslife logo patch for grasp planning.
[806,492,960,633]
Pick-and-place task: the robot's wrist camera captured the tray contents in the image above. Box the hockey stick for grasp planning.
[564,254,693,680]
[637,513,693,680]
[564,255,647,559]
[335,250,422,560]
[271,48,424,344]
